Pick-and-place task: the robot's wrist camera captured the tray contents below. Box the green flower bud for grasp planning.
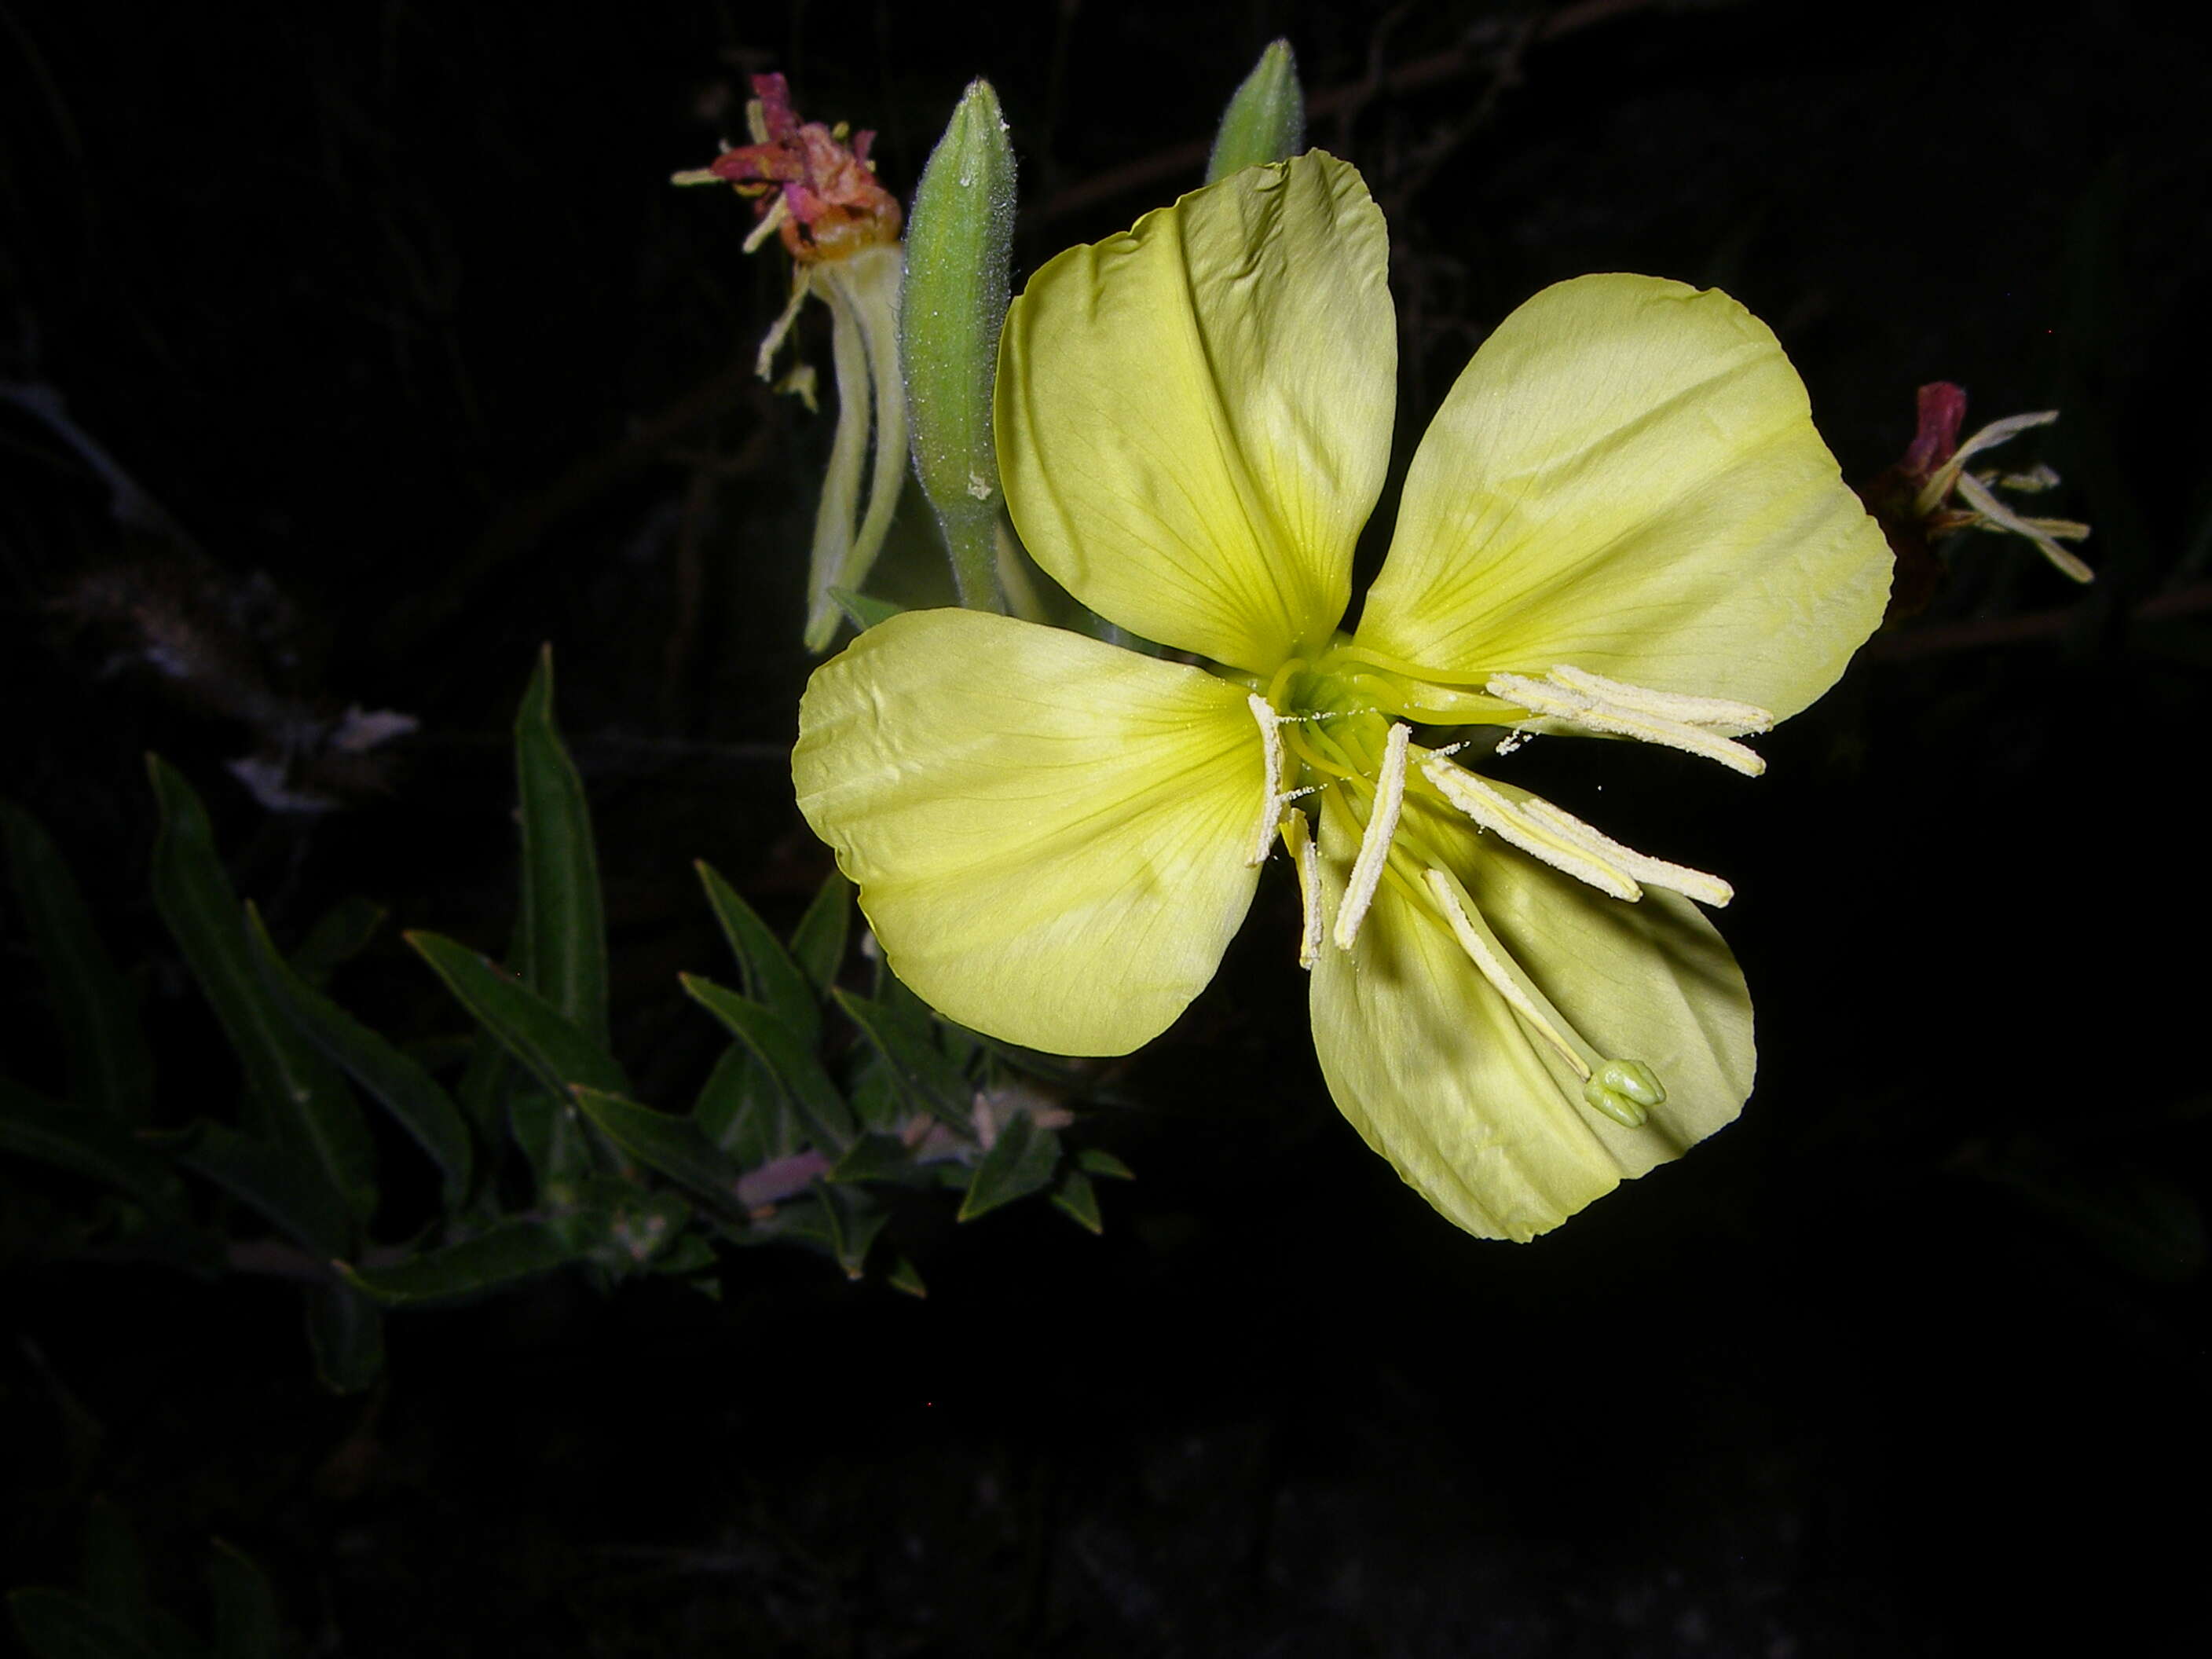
[902,79,1018,610]
[1206,40,1305,184]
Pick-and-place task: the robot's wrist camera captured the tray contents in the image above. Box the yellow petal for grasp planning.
[1354,274,1890,721]
[996,152,1392,673]
[1307,791,1753,1240]
[793,609,1263,1055]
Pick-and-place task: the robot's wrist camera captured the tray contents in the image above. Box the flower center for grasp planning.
[1236,642,1776,1131]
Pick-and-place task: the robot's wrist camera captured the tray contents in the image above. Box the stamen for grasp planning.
[1419,868,1591,1081]
[1953,471,2094,584]
[1245,694,1285,867]
[1486,672,1768,777]
[1544,665,1773,736]
[743,192,793,254]
[1419,755,1642,903]
[753,269,814,379]
[1515,797,1734,909]
[1281,812,1324,970]
[1331,722,1410,952]
[1914,408,2058,517]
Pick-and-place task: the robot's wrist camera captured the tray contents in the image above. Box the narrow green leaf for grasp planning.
[286,895,386,990]
[0,1079,181,1212]
[339,1218,579,1307]
[572,1086,744,1204]
[146,757,376,1222]
[304,1281,384,1394]
[680,975,853,1148]
[826,1130,917,1185]
[507,1088,588,1198]
[170,1121,350,1260]
[1077,1148,1134,1181]
[884,1252,927,1298]
[515,646,609,1046]
[834,987,970,1128]
[693,1046,795,1164]
[695,860,819,1046]
[2,802,153,1122]
[247,905,473,1207]
[205,1543,282,1659]
[788,869,851,996]
[1051,1166,1103,1233]
[958,1111,1060,1221]
[828,587,906,632]
[819,1183,888,1279]
[1206,39,1304,183]
[8,1589,167,1659]
[407,930,627,1098]
[650,1232,718,1279]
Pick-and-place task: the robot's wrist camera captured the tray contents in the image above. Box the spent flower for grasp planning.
[793,155,1892,1240]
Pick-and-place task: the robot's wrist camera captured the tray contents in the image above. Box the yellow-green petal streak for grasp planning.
[793,610,1264,1055]
[997,152,1392,672]
[1355,274,1890,720]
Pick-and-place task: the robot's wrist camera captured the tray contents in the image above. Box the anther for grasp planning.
[1544,665,1773,736]
[1419,755,1643,903]
[1514,797,1734,909]
[1419,868,1591,1080]
[1281,812,1324,970]
[1332,722,1410,952]
[1486,672,1769,777]
[1244,694,1286,867]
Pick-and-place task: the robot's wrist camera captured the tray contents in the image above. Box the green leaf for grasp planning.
[507,1088,591,1198]
[2,802,153,1122]
[286,894,386,990]
[1206,39,1305,184]
[693,1046,793,1164]
[680,976,853,1148]
[788,869,851,997]
[407,931,627,1099]
[650,1232,719,1279]
[884,1252,927,1298]
[170,1121,350,1260]
[695,860,819,1046]
[515,646,609,1047]
[246,906,473,1207]
[305,1280,384,1394]
[0,1079,181,1212]
[828,587,906,632]
[819,1183,888,1279]
[1051,1166,1103,1233]
[826,1130,917,1185]
[833,987,970,1129]
[1077,1148,1133,1181]
[958,1111,1060,1222]
[8,1589,169,1659]
[146,757,376,1223]
[205,1543,282,1659]
[571,1086,744,1205]
[339,1218,580,1307]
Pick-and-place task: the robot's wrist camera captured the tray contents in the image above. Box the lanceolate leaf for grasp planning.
[695,860,819,1046]
[407,931,627,1099]
[339,1218,579,1307]
[146,757,376,1222]
[571,1086,744,1206]
[515,646,610,1046]
[833,987,969,1127]
[0,1079,181,1213]
[1,802,153,1122]
[788,869,851,997]
[287,895,387,991]
[692,1046,795,1165]
[305,1281,384,1395]
[680,975,854,1148]
[958,1111,1060,1222]
[246,905,473,1207]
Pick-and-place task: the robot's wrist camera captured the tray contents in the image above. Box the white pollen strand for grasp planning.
[1486,674,1767,777]
[1281,812,1324,970]
[1245,694,1285,867]
[1420,869,1592,1081]
[1516,797,1735,908]
[1545,665,1774,735]
[1419,756,1643,903]
[1331,723,1410,952]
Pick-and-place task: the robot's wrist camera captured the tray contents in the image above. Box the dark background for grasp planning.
[5,1,2209,1653]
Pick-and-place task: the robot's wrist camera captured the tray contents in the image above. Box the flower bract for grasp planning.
[793,153,1892,1240]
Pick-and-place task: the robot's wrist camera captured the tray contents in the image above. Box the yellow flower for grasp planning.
[793,155,1891,1240]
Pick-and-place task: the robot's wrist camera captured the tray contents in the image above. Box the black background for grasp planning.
[5,2,2209,1653]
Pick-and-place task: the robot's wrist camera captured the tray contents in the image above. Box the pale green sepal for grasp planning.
[793,609,1264,1055]
[1207,40,1305,184]
[1355,273,1891,721]
[996,152,1391,673]
[1307,791,1752,1241]
[903,78,1017,610]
